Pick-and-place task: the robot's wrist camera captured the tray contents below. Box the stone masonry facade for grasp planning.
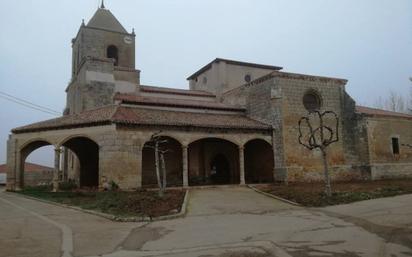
[5,5,412,190]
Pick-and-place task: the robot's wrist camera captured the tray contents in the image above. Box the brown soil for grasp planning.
[19,188,186,218]
[256,179,412,207]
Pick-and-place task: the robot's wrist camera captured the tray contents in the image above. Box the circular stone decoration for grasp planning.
[303,91,322,112]
[124,36,133,44]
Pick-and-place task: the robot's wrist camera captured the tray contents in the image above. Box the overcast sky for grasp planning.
[0,0,411,166]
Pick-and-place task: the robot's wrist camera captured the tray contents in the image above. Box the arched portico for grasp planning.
[18,139,55,188]
[244,139,274,184]
[142,136,183,187]
[61,136,99,188]
[188,138,240,186]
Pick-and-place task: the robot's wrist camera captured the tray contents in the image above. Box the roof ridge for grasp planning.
[115,94,245,112]
[356,105,412,117]
[187,58,282,80]
[87,8,128,34]
[139,85,215,97]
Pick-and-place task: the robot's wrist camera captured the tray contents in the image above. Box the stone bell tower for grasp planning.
[66,2,140,114]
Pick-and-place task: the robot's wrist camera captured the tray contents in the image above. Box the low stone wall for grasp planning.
[286,165,371,182]
[370,163,412,180]
[24,171,53,186]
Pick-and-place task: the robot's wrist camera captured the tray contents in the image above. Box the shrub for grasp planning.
[59,179,78,191]
[110,180,119,191]
[23,185,52,192]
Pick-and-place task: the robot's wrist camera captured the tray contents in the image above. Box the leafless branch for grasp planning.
[298,110,339,197]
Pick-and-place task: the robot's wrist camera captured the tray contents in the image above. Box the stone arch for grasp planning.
[244,139,274,184]
[61,136,99,188]
[58,134,98,148]
[19,139,55,188]
[188,138,239,186]
[142,136,183,187]
[187,136,240,147]
[107,45,119,66]
[19,138,55,152]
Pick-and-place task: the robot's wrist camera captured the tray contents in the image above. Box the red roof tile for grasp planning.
[12,105,270,133]
[115,93,245,112]
[111,106,270,130]
[356,106,412,120]
[0,162,53,173]
[12,105,116,133]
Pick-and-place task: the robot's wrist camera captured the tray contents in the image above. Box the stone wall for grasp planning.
[231,72,376,182]
[242,77,287,181]
[74,27,135,71]
[276,75,351,181]
[364,116,412,179]
[24,171,53,186]
[189,60,275,97]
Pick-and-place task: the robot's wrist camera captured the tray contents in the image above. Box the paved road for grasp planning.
[0,186,411,257]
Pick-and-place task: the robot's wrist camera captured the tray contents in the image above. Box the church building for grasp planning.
[6,4,412,190]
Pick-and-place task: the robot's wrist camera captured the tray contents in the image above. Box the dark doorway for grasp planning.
[244,139,274,184]
[188,138,239,186]
[210,154,231,184]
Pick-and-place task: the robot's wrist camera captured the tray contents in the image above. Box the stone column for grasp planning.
[136,146,143,188]
[15,150,22,191]
[182,145,189,188]
[53,147,61,192]
[62,147,68,182]
[239,146,245,185]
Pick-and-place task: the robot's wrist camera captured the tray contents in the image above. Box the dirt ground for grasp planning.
[257,179,412,207]
[18,188,186,217]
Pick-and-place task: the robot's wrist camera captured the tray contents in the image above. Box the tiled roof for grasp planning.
[140,85,215,97]
[356,106,412,120]
[115,93,244,112]
[187,58,283,80]
[12,105,116,133]
[12,105,270,134]
[0,163,53,173]
[111,106,269,130]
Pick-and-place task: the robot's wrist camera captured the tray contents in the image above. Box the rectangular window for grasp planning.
[392,137,400,155]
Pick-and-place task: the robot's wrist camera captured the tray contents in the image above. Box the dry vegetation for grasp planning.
[257,179,412,207]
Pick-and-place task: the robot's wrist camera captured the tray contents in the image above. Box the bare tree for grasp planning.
[387,91,406,113]
[375,89,409,114]
[144,132,170,197]
[298,110,339,197]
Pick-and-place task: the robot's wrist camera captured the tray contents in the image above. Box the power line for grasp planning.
[0,91,61,116]
[0,94,60,116]
[0,91,60,113]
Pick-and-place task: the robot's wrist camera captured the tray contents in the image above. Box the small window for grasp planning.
[303,91,321,112]
[392,137,400,155]
[202,77,207,84]
[244,74,252,83]
[107,45,119,66]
